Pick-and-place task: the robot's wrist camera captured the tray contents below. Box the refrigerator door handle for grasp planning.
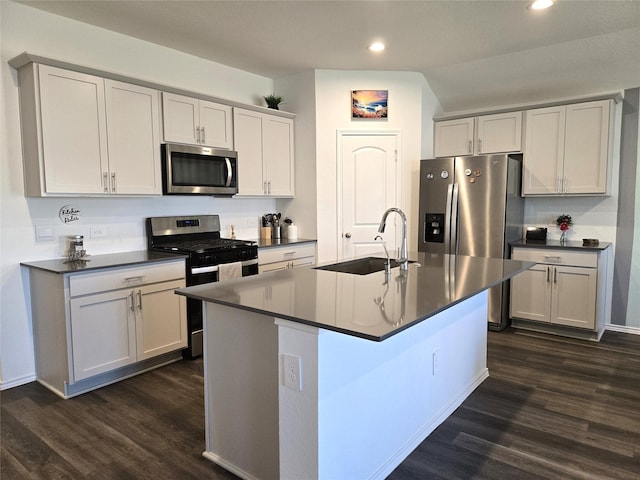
[444,183,453,254]
[445,183,458,254]
[450,183,459,254]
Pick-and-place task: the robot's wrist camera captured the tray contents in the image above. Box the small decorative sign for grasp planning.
[59,205,81,224]
[352,90,388,119]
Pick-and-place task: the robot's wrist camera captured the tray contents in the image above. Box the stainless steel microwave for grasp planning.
[162,143,238,196]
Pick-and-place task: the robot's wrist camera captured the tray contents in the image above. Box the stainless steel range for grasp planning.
[146,215,258,358]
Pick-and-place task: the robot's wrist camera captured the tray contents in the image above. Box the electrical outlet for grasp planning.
[35,225,54,241]
[90,225,108,238]
[432,349,440,376]
[282,354,302,391]
[247,217,259,228]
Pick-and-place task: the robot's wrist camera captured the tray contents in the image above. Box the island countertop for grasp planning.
[177,252,533,341]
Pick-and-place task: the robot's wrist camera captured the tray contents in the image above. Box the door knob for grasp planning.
[344,232,352,238]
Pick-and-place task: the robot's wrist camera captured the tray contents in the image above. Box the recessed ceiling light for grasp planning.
[369,42,385,52]
[528,0,555,10]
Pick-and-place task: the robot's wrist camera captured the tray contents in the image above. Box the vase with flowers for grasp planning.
[556,214,573,244]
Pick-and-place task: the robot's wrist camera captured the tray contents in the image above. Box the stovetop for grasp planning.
[152,238,256,254]
[146,215,258,265]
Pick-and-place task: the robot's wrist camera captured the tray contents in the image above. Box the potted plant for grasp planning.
[263,94,283,110]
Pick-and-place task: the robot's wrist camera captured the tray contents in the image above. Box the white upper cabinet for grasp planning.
[37,65,109,195]
[563,101,612,194]
[162,92,233,149]
[523,100,613,196]
[476,112,522,155]
[18,64,161,196]
[105,80,162,195]
[434,118,474,157]
[522,106,565,195]
[234,108,295,197]
[434,111,522,157]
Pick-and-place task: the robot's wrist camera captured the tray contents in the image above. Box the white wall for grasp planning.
[313,70,440,263]
[274,71,318,240]
[0,2,277,387]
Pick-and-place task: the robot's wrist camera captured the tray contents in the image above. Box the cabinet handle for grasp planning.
[129,291,135,311]
[103,172,109,193]
[111,172,117,193]
[543,255,561,262]
[478,138,482,153]
[546,266,550,283]
[468,140,472,154]
[554,267,558,284]
[137,290,142,310]
[201,126,205,143]
[283,252,296,257]
[556,177,561,193]
[196,126,200,143]
[124,275,145,285]
[564,176,569,193]
[267,181,271,194]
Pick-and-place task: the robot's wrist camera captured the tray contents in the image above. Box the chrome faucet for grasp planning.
[374,235,391,276]
[378,207,408,270]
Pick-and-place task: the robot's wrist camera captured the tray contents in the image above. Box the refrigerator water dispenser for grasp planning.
[424,213,445,243]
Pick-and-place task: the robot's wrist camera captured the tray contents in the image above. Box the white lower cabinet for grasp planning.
[70,288,138,381]
[510,246,609,340]
[258,242,316,273]
[28,258,187,398]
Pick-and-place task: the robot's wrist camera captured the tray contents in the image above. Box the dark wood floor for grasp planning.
[2,328,639,480]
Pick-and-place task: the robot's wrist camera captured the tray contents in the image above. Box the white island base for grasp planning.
[202,290,489,480]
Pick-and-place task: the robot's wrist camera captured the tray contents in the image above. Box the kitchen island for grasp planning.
[177,252,532,480]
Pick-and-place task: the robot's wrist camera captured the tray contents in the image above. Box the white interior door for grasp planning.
[339,132,400,260]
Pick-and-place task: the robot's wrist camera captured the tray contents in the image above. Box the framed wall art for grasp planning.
[351,90,388,119]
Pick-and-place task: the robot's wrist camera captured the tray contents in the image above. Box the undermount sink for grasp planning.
[314,257,406,275]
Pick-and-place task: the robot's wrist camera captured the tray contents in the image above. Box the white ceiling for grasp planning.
[17,0,640,112]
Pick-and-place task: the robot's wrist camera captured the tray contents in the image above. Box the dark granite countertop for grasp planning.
[21,250,187,274]
[177,252,533,342]
[511,240,611,251]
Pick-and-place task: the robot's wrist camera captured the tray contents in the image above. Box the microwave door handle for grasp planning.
[225,158,232,187]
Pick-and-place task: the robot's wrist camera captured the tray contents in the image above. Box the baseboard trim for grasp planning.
[605,324,640,335]
[0,373,37,391]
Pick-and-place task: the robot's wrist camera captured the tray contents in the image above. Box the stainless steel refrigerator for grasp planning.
[417,154,524,330]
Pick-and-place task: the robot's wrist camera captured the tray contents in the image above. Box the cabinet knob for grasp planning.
[344,232,352,238]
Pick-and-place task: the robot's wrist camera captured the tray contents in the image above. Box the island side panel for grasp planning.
[277,291,489,480]
[202,302,280,480]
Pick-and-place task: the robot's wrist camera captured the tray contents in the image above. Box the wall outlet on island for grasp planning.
[282,354,302,392]
[432,349,440,377]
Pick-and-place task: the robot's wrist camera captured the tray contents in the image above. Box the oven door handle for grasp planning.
[191,258,258,276]
[225,158,233,187]
[191,265,218,275]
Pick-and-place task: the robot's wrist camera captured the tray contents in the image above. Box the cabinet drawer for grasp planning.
[69,260,185,297]
[512,248,597,268]
[258,243,316,265]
